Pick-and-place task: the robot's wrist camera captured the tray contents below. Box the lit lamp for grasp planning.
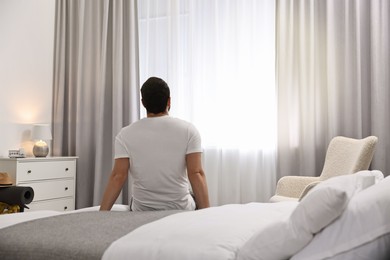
[32,124,52,157]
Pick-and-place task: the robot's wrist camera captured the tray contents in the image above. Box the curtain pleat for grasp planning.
[370,0,390,174]
[276,0,390,179]
[52,0,139,209]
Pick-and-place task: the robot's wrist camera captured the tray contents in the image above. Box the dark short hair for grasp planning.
[141,77,170,114]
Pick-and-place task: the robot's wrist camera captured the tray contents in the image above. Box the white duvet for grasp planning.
[102,202,298,260]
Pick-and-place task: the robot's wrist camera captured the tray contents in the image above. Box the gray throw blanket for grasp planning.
[0,210,182,260]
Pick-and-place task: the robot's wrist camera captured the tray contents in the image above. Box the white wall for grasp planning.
[0,0,55,157]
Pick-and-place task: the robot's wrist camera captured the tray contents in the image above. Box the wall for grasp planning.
[0,0,56,157]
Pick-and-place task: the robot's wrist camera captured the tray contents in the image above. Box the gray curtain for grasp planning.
[276,0,390,179]
[52,0,140,208]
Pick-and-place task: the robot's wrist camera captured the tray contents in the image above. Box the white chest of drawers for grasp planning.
[0,157,77,212]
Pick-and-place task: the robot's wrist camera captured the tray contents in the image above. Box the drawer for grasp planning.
[16,160,75,182]
[26,179,74,201]
[27,197,75,212]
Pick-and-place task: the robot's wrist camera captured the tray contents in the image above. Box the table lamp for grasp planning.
[32,124,52,157]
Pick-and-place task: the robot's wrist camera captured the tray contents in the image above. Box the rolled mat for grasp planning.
[0,186,34,211]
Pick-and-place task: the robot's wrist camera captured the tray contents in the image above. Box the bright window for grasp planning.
[138,0,276,150]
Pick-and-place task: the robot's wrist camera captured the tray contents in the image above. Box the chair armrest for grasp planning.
[275,176,321,198]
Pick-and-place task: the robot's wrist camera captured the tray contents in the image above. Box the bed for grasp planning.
[1,170,389,260]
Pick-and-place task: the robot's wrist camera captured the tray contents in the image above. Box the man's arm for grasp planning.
[99,158,130,211]
[186,152,210,209]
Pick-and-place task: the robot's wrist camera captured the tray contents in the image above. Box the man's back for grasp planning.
[115,116,202,211]
[100,77,209,212]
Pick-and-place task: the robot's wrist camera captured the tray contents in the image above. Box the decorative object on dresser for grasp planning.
[0,157,77,211]
[31,124,52,157]
[8,148,26,158]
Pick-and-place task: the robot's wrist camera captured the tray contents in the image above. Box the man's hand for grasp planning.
[99,158,130,211]
[186,152,210,209]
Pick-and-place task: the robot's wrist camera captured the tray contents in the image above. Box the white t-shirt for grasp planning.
[115,115,202,211]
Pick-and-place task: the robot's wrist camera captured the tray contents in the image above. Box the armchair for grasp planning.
[270,136,378,202]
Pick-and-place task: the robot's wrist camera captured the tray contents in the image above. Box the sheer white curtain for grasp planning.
[277,0,390,179]
[138,0,276,205]
[52,0,139,208]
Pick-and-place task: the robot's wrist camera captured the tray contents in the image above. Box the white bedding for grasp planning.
[102,202,298,260]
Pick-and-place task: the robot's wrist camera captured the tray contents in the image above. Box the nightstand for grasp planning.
[0,157,77,211]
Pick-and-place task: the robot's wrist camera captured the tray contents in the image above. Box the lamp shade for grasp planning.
[32,124,52,141]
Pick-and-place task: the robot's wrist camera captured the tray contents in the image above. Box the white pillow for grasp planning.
[237,177,351,259]
[300,170,382,201]
[292,174,390,260]
[237,172,381,260]
[292,171,382,234]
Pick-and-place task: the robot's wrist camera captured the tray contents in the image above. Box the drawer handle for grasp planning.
[65,168,69,172]
[65,187,69,191]
[64,206,68,210]
[27,170,32,174]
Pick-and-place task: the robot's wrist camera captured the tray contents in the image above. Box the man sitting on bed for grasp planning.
[100,77,210,211]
